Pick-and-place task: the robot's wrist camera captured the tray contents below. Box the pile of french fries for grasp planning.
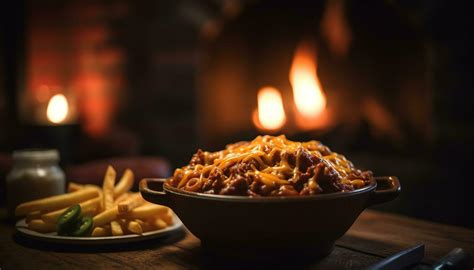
[15,166,174,237]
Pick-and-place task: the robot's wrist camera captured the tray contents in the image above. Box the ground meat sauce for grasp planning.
[169,135,372,197]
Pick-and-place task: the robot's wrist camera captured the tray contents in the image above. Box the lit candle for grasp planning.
[46,94,69,124]
[22,92,79,165]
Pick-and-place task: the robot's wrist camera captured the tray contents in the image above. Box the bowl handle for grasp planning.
[368,176,401,206]
[139,178,170,207]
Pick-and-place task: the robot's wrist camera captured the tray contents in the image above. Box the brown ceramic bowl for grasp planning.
[140,176,400,258]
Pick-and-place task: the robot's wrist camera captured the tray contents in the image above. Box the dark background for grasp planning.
[1,0,473,227]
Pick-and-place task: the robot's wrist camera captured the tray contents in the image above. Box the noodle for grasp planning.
[169,135,372,196]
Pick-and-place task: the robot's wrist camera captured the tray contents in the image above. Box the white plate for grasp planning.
[15,214,184,245]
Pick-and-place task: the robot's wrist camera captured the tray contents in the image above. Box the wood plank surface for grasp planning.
[340,211,474,265]
[0,210,472,269]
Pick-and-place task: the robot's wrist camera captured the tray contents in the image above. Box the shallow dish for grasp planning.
[140,176,400,257]
[15,214,183,245]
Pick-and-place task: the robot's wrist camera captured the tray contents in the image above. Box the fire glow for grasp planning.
[290,41,328,129]
[252,41,331,132]
[46,94,69,124]
[253,86,286,131]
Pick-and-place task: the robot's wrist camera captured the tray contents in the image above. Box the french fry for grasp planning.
[15,188,99,216]
[67,182,84,192]
[135,219,154,232]
[26,211,42,223]
[116,218,131,234]
[102,166,122,235]
[117,193,145,213]
[114,192,131,206]
[102,166,116,210]
[114,169,134,198]
[127,220,143,234]
[120,203,169,220]
[111,221,124,236]
[151,218,167,230]
[80,205,99,219]
[85,185,104,212]
[82,196,102,210]
[28,219,56,233]
[161,210,174,226]
[134,219,145,227]
[91,226,109,237]
[41,197,102,224]
[93,208,118,227]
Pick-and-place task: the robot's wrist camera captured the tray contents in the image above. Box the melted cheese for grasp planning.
[174,135,363,190]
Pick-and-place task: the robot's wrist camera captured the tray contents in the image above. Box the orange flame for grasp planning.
[289,41,329,129]
[253,86,286,131]
[46,94,69,124]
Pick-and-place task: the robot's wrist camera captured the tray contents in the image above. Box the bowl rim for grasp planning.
[160,178,377,203]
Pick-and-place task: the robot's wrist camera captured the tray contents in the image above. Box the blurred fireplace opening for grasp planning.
[197,0,433,152]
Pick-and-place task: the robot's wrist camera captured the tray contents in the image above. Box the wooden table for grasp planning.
[1,210,473,269]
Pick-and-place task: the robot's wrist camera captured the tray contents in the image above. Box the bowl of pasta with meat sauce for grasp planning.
[140,135,400,258]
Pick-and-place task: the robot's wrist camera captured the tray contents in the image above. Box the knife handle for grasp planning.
[433,248,471,270]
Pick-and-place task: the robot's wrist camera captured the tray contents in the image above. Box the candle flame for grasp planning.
[289,42,327,119]
[254,86,286,131]
[46,94,69,124]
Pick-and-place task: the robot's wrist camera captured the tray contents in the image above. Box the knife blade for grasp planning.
[366,244,425,270]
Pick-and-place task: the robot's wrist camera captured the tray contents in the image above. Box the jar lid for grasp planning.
[12,149,60,162]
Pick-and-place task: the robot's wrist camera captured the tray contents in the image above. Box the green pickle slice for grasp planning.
[57,204,81,235]
[70,216,94,237]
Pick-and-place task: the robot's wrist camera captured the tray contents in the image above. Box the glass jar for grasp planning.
[6,149,65,218]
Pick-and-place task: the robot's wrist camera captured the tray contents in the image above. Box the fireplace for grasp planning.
[197,0,432,150]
